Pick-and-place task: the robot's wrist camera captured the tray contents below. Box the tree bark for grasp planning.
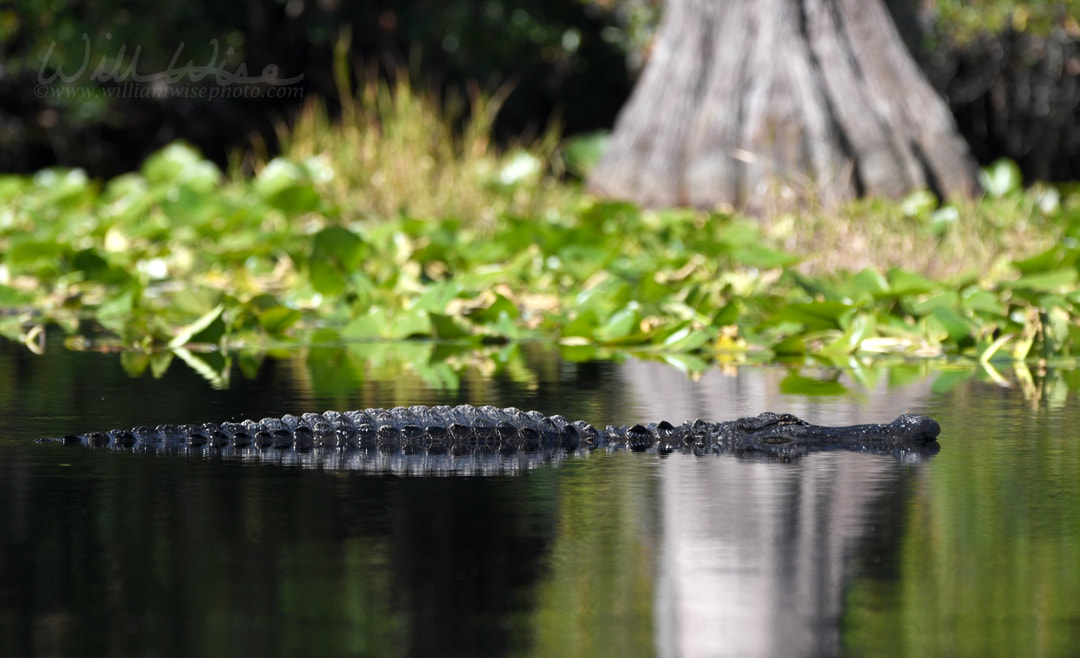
[587,0,980,212]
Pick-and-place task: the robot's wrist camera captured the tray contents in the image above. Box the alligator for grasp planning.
[36,405,942,474]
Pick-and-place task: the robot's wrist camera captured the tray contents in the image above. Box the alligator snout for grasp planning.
[891,414,941,440]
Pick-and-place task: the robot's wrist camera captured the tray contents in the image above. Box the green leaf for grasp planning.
[95,285,141,336]
[852,268,890,296]
[142,142,220,190]
[900,189,938,217]
[468,293,520,324]
[908,291,961,316]
[7,239,64,268]
[978,333,1014,363]
[310,227,365,296]
[1007,269,1078,293]
[978,158,1022,197]
[390,308,433,339]
[253,157,320,212]
[341,308,388,340]
[661,324,712,352]
[779,373,848,395]
[257,306,302,335]
[560,309,599,339]
[594,306,640,343]
[561,131,610,178]
[731,244,801,269]
[888,268,939,295]
[1012,244,1079,275]
[774,302,852,330]
[412,281,465,313]
[772,335,806,355]
[429,312,476,341]
[823,313,875,354]
[961,288,1005,315]
[168,304,224,348]
[928,306,970,344]
[0,285,31,305]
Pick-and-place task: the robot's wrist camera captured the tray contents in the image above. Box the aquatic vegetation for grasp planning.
[1,85,1079,366]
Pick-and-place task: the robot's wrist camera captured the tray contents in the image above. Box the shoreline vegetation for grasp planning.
[1,73,1078,368]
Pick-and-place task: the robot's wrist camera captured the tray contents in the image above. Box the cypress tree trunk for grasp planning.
[587,0,980,212]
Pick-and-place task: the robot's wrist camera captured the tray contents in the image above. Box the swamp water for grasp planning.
[0,339,1077,657]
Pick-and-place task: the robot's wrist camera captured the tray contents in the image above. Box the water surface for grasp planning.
[1,339,1077,657]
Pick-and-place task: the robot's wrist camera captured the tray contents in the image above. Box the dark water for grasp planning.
[1,339,1078,657]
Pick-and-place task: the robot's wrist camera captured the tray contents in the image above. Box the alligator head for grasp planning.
[713,412,941,459]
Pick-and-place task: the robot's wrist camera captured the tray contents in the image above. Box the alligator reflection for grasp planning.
[38,404,941,474]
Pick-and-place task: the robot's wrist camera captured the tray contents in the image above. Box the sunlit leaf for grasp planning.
[168,304,225,348]
[852,268,890,296]
[1012,244,1078,275]
[142,142,220,190]
[900,189,938,217]
[1007,269,1078,293]
[594,306,640,343]
[253,157,321,213]
[978,158,1023,197]
[824,313,875,354]
[661,324,712,352]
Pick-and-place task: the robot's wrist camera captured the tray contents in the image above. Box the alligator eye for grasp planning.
[774,414,805,426]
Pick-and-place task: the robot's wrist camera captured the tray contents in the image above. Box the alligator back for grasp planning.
[37,404,942,474]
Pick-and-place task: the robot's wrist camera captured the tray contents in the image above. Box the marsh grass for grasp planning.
[267,35,570,227]
[762,192,1062,281]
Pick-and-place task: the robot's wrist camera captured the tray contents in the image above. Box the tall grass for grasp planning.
[270,32,569,227]
[764,193,1061,280]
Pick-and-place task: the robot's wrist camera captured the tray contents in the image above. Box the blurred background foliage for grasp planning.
[1,1,1078,182]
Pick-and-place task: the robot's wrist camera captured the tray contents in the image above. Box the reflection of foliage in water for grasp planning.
[842,382,1080,655]
[531,453,657,658]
